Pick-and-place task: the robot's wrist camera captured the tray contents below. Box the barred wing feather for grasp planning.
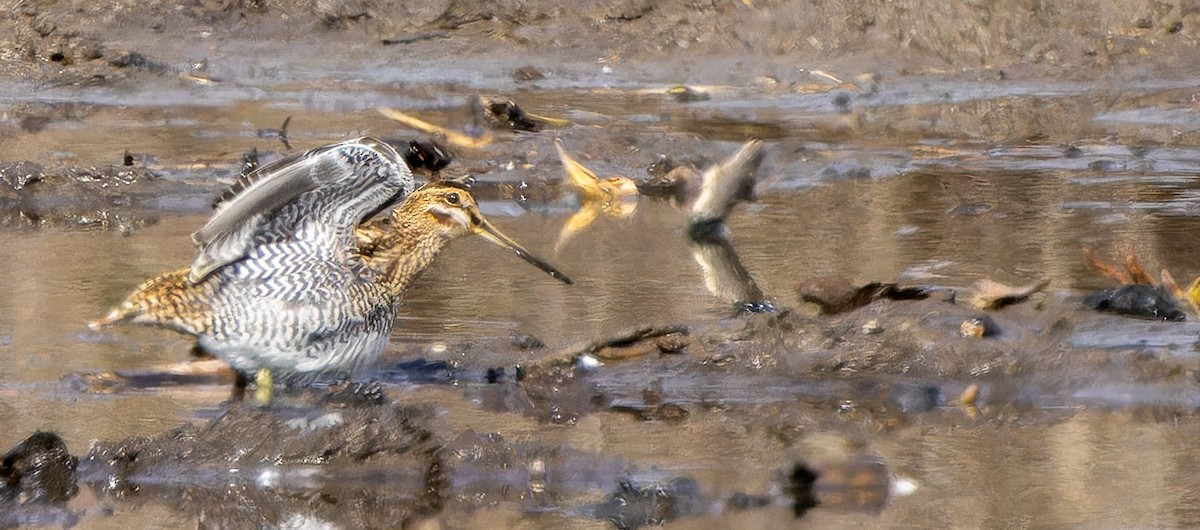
[188,137,414,283]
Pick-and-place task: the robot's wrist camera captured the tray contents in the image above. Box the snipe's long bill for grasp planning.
[354,182,571,289]
[475,206,573,284]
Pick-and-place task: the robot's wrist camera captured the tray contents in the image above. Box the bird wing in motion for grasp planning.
[188,137,415,283]
[689,139,764,227]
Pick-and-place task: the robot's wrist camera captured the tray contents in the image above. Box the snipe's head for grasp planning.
[395,183,573,284]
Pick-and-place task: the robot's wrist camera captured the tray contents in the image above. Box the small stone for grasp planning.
[861,320,883,335]
[513,65,544,82]
[655,332,690,354]
[1,431,78,504]
[509,332,545,350]
[959,316,999,338]
[577,355,603,369]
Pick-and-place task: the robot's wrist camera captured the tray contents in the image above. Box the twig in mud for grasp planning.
[381,31,450,45]
[558,325,691,359]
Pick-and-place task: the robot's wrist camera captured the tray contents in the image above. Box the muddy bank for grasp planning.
[3,0,1199,88]
[2,403,443,528]
[12,280,1200,527]
[83,402,444,528]
[5,0,1200,232]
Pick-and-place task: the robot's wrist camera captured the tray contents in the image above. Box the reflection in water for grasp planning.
[553,138,640,251]
[551,137,772,312]
[689,224,769,312]
[683,139,772,311]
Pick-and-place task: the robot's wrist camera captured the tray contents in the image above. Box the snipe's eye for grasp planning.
[446,192,460,205]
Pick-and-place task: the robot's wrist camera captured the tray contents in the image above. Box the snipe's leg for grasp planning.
[253,367,274,406]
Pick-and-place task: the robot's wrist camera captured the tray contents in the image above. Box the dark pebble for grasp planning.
[1086,284,1186,322]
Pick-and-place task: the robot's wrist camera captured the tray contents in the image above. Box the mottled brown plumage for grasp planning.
[359,182,572,292]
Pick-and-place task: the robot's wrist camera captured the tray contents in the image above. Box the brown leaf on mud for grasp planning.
[958,383,979,406]
[556,203,601,252]
[796,276,929,315]
[1084,245,1156,286]
[1161,268,1184,301]
[555,139,638,205]
[593,341,660,361]
[66,358,235,394]
[969,278,1049,310]
[790,70,860,93]
[1124,247,1156,285]
[1084,246,1200,319]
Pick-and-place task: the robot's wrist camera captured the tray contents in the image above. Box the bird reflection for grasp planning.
[682,140,771,312]
[689,223,771,312]
[555,137,770,311]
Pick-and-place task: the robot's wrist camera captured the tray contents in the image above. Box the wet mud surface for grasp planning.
[6,0,1200,528]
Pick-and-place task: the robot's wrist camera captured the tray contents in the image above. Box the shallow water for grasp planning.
[6,71,1200,528]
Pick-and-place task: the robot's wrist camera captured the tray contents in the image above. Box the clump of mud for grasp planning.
[1,431,78,505]
[0,432,78,527]
[77,402,445,528]
[0,159,171,231]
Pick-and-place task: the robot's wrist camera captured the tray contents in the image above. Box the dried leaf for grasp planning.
[1186,275,1200,318]
[1124,247,1155,285]
[553,139,639,251]
[970,278,1049,310]
[1083,245,1131,285]
[556,203,600,252]
[525,111,569,127]
[555,139,606,201]
[797,276,929,314]
[1161,268,1183,301]
[958,384,979,406]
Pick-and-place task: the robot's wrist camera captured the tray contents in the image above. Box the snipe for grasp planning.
[92,137,570,398]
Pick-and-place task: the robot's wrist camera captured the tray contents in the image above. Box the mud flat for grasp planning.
[5,0,1200,528]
